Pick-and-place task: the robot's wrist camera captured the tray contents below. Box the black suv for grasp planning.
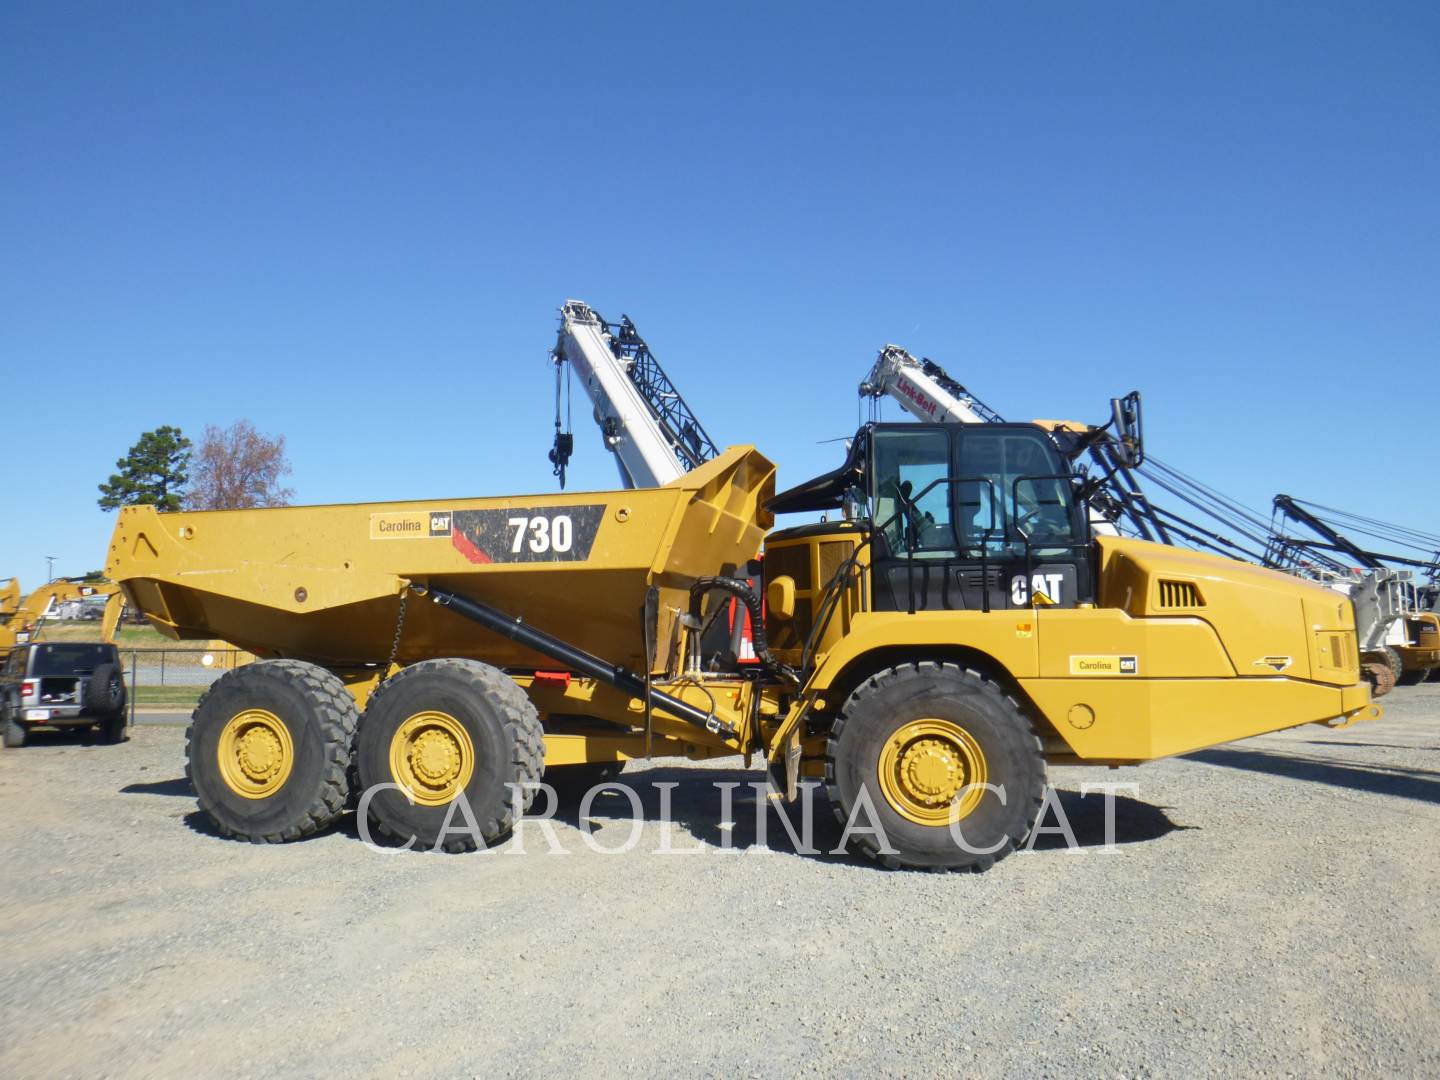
[0,643,128,747]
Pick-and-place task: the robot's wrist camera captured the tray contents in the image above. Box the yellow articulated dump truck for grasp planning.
[105,406,1379,871]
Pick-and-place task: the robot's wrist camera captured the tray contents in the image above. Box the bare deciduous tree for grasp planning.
[185,421,295,510]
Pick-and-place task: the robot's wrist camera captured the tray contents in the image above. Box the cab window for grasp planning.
[871,429,954,553]
[870,425,1084,557]
[956,427,1082,556]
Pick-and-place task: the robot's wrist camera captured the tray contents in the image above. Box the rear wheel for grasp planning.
[825,662,1045,871]
[187,660,358,842]
[356,659,544,852]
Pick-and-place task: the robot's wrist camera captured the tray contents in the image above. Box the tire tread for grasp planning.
[361,658,544,853]
[186,660,358,843]
[823,661,1045,872]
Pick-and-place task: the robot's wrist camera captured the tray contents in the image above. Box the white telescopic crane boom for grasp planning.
[859,345,1005,425]
[549,300,718,490]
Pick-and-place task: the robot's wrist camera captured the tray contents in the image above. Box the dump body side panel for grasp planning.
[106,447,774,671]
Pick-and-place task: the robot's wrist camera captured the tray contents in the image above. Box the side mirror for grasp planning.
[1109,391,1143,468]
[767,575,796,621]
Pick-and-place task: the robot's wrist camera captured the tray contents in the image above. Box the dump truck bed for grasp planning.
[105,447,775,671]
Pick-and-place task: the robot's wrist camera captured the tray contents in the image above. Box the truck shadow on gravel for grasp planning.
[177,809,370,843]
[1303,740,1440,752]
[122,768,1188,860]
[1185,748,1440,804]
[546,766,1187,865]
[116,777,360,844]
[121,776,193,797]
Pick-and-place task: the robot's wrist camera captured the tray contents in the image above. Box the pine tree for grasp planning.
[97,426,192,511]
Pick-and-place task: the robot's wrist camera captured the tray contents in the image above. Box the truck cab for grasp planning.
[764,420,1097,662]
[863,422,1092,612]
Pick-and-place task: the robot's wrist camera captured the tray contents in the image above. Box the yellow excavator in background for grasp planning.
[0,578,20,620]
[0,579,125,660]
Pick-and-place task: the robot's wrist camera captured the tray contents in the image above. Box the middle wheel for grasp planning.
[357,659,544,852]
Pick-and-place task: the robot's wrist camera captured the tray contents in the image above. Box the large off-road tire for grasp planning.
[544,760,626,804]
[3,715,25,748]
[187,660,358,842]
[356,659,544,853]
[87,664,125,715]
[825,662,1046,872]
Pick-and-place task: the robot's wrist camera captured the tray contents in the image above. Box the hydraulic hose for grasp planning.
[687,576,798,685]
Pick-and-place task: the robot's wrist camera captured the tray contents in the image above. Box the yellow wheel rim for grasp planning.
[389,711,475,806]
[217,709,295,799]
[877,718,988,826]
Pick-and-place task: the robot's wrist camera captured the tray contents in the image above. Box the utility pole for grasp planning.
[46,555,56,582]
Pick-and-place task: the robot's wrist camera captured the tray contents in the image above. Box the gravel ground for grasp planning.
[2,690,1439,1079]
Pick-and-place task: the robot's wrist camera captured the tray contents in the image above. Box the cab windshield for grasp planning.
[870,425,1084,558]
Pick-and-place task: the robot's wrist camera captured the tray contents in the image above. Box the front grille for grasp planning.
[1157,580,1204,609]
[764,544,811,591]
[818,541,852,591]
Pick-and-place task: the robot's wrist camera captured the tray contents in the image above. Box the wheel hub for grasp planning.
[237,726,284,781]
[217,709,295,799]
[900,738,963,805]
[877,718,988,826]
[409,729,462,786]
[389,711,475,806]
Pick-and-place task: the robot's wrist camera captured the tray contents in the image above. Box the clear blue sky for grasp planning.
[3,2,1437,582]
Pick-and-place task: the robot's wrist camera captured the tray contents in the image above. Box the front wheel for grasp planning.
[825,662,1046,871]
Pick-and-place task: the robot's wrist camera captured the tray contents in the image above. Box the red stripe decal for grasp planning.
[451,529,492,565]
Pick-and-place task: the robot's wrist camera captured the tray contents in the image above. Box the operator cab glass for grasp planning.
[867,424,1093,611]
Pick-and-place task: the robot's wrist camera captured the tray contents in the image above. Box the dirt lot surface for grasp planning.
[3,689,1439,1079]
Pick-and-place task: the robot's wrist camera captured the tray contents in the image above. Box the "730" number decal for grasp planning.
[508,514,573,555]
[449,505,603,564]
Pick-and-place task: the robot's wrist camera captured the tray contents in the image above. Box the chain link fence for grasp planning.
[116,646,250,716]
